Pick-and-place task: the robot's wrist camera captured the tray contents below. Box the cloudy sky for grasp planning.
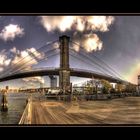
[0,15,139,89]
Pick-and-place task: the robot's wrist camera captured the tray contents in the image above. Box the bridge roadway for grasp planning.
[0,67,126,83]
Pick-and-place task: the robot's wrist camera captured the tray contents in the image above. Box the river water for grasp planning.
[0,93,29,124]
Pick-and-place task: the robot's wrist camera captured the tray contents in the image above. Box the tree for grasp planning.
[116,84,124,93]
[101,80,112,94]
[125,83,137,93]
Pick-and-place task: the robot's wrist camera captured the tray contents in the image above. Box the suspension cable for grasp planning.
[10,50,60,75]
[69,48,107,75]
[1,40,59,77]
[4,48,59,76]
[69,46,117,78]
[70,40,123,79]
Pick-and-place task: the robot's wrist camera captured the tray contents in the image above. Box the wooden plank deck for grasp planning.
[29,97,140,124]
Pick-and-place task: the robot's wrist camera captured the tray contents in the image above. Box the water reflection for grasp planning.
[0,93,28,124]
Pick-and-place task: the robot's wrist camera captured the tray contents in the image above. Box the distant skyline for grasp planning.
[0,16,139,88]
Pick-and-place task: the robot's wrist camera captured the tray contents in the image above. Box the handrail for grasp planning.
[19,97,32,124]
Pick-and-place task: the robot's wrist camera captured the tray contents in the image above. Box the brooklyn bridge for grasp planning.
[0,35,131,90]
[1,35,139,125]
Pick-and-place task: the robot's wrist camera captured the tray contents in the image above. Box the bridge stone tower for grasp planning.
[59,35,70,93]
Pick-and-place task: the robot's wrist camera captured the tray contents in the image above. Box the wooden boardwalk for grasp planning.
[27,97,140,124]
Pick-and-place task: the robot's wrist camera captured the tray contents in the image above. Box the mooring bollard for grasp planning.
[1,93,8,112]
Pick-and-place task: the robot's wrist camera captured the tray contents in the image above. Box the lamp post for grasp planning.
[92,75,94,95]
[95,80,98,99]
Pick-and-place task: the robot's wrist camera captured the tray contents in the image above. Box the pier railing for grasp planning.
[18,97,32,124]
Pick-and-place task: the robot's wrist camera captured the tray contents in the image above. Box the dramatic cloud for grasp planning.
[86,16,115,32]
[0,24,24,41]
[10,47,45,72]
[83,34,102,52]
[40,16,114,32]
[40,16,75,32]
[0,47,45,74]
[40,16,114,53]
[72,34,103,52]
[0,49,11,72]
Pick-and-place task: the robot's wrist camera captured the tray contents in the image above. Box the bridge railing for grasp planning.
[18,97,32,124]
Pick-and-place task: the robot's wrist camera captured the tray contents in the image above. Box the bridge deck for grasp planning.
[0,68,125,83]
[25,97,140,124]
